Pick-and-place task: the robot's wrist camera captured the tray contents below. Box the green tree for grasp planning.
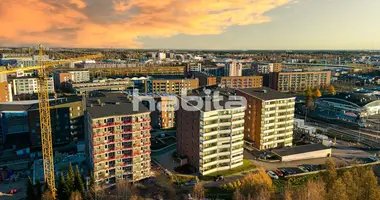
[26,177,36,200]
[58,172,70,200]
[35,179,43,200]
[74,165,85,197]
[67,163,75,192]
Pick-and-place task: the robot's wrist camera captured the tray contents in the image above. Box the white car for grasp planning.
[267,171,279,179]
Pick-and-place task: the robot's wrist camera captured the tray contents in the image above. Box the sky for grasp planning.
[0,0,379,50]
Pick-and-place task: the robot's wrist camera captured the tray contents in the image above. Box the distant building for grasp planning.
[189,63,202,72]
[269,71,331,92]
[53,70,90,88]
[157,53,166,60]
[70,78,134,95]
[192,72,217,87]
[176,89,245,175]
[0,74,12,102]
[85,93,151,186]
[236,87,295,150]
[12,77,54,95]
[225,61,242,76]
[219,76,263,89]
[150,78,199,94]
[252,63,282,74]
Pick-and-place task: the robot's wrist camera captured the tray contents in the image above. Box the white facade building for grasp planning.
[199,107,245,175]
[12,77,55,95]
[225,61,242,76]
[68,71,90,83]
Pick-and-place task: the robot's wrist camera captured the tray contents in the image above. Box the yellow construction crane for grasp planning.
[0,45,102,199]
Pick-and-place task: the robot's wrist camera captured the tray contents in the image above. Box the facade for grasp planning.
[53,71,90,88]
[70,78,134,95]
[219,76,263,89]
[177,92,245,175]
[150,79,199,94]
[85,93,151,186]
[269,71,331,92]
[53,72,72,88]
[0,82,12,102]
[252,63,282,74]
[225,61,243,77]
[272,144,331,162]
[12,77,55,95]
[193,72,217,87]
[0,97,84,148]
[68,71,90,83]
[236,87,295,150]
[189,63,202,72]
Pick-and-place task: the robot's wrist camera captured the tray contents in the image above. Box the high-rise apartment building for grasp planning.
[269,71,331,92]
[85,93,151,186]
[225,61,242,77]
[12,77,55,95]
[219,76,263,88]
[236,87,295,150]
[177,91,245,175]
[150,79,199,94]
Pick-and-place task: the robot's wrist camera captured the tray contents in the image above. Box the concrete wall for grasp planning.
[281,149,332,162]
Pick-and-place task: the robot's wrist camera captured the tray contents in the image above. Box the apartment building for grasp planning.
[252,63,282,74]
[193,72,217,87]
[12,77,54,95]
[177,91,245,175]
[225,61,243,77]
[0,82,12,102]
[53,71,90,88]
[219,76,263,89]
[189,63,202,72]
[85,93,151,186]
[70,78,134,95]
[150,78,199,94]
[236,87,295,150]
[269,71,331,92]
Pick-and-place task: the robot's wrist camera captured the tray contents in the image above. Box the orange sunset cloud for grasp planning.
[0,0,291,48]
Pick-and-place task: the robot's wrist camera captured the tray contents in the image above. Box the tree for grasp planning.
[326,178,348,200]
[192,183,205,200]
[341,170,359,200]
[283,183,293,200]
[58,172,70,200]
[314,88,322,98]
[26,177,36,200]
[74,165,85,196]
[67,163,75,192]
[35,179,43,200]
[233,189,245,200]
[156,174,177,199]
[42,190,54,200]
[240,168,274,200]
[86,172,96,200]
[294,179,326,200]
[324,158,337,192]
[327,85,336,95]
[69,191,83,200]
[359,167,380,200]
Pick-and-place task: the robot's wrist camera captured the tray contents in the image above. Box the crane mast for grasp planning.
[37,44,56,198]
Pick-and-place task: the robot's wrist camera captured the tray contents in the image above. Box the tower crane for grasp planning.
[0,45,102,199]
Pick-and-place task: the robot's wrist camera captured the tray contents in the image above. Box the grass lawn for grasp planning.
[200,160,254,181]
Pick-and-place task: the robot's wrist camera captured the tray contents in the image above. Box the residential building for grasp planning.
[225,61,242,77]
[189,63,202,72]
[12,77,55,95]
[252,63,282,74]
[53,72,72,88]
[150,78,199,94]
[158,53,166,60]
[70,78,134,95]
[269,71,331,92]
[0,97,84,149]
[236,87,295,150]
[176,90,245,175]
[85,93,151,186]
[0,82,11,102]
[53,70,90,88]
[192,72,217,87]
[219,76,263,88]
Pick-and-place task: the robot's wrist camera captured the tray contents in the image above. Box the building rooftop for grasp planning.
[0,97,82,111]
[272,143,330,157]
[86,92,149,118]
[237,87,294,101]
[320,92,379,107]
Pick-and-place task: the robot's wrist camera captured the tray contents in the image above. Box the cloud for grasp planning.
[0,0,291,48]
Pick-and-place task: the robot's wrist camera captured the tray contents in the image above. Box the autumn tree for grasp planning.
[358,167,380,200]
[304,87,313,108]
[323,158,337,192]
[294,179,326,200]
[156,174,177,199]
[240,168,274,200]
[326,178,348,200]
[327,85,336,95]
[41,190,54,200]
[341,169,359,200]
[69,191,83,200]
[233,189,245,200]
[283,183,293,200]
[314,88,322,98]
[192,183,205,200]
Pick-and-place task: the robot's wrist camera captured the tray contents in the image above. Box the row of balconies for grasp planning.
[92,119,151,129]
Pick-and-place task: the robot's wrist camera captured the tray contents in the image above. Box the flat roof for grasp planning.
[273,143,330,157]
[237,87,294,101]
[86,92,149,118]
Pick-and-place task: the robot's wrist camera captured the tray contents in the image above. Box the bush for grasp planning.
[228,182,234,190]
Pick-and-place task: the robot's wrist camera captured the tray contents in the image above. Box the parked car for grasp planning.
[278,168,289,176]
[298,166,309,172]
[267,171,279,180]
[184,180,198,186]
[214,175,224,181]
[274,170,284,177]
